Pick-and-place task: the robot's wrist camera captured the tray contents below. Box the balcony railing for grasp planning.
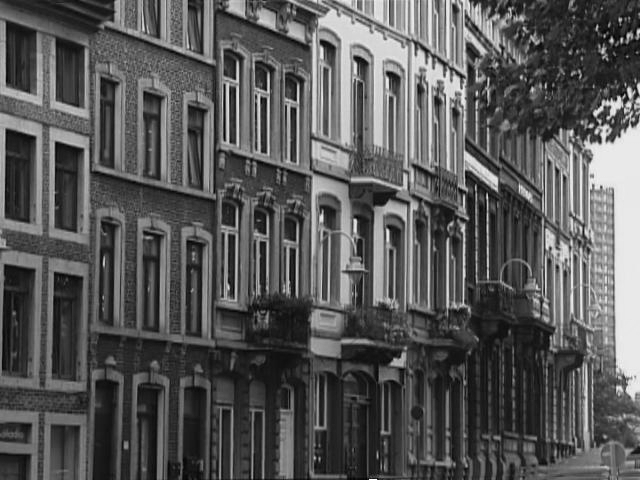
[514,291,546,321]
[349,145,403,186]
[432,165,458,205]
[247,294,312,347]
[36,0,115,24]
[564,324,588,355]
[475,280,515,318]
[344,306,410,345]
[428,305,478,352]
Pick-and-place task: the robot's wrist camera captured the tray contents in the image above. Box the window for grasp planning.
[5,131,33,223]
[55,40,84,107]
[222,53,240,146]
[351,216,369,307]
[50,425,80,479]
[415,0,427,40]
[93,381,117,480]
[546,160,553,217]
[54,143,80,232]
[6,23,36,94]
[319,42,335,138]
[186,0,203,53]
[253,210,270,297]
[99,79,116,168]
[379,382,393,474]
[250,409,264,479]
[313,373,328,473]
[451,4,461,64]
[187,106,205,189]
[451,108,460,172]
[554,167,561,223]
[136,385,160,480]
[142,233,161,331]
[185,241,203,335]
[385,72,400,152]
[141,0,160,37]
[284,76,300,164]
[52,274,81,380]
[433,96,443,166]
[98,222,116,325]
[143,93,162,179]
[415,83,427,164]
[217,405,233,480]
[254,64,271,155]
[414,220,428,306]
[449,239,461,302]
[466,55,477,143]
[432,0,445,53]
[352,57,368,150]
[385,0,401,29]
[221,203,239,301]
[2,267,32,377]
[318,206,336,303]
[385,226,401,300]
[413,370,425,459]
[283,217,299,297]
[183,387,206,470]
[0,454,29,480]
[353,0,373,14]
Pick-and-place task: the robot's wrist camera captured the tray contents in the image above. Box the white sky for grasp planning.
[589,129,640,395]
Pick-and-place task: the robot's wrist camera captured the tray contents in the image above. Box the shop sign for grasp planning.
[0,423,30,443]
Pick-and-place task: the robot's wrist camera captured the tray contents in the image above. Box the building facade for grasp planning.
[590,185,616,375]
[0,1,595,479]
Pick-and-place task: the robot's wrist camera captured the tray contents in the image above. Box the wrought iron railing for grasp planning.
[475,280,515,317]
[433,165,458,205]
[344,306,410,345]
[349,145,403,186]
[247,294,312,346]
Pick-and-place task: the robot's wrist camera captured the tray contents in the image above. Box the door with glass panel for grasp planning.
[279,385,295,478]
[343,373,369,479]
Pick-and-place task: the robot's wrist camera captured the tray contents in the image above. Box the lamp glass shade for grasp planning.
[343,255,367,285]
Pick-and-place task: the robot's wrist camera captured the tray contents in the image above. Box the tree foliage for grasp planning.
[470,0,640,143]
[593,369,640,447]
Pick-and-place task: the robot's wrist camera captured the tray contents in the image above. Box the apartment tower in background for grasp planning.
[590,186,616,374]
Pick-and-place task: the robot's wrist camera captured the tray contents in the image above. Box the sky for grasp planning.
[589,129,640,395]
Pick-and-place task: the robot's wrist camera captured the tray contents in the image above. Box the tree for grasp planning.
[470,0,640,143]
[593,369,640,447]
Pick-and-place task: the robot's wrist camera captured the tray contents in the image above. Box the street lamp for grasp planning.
[499,257,539,291]
[320,230,368,292]
[569,283,602,321]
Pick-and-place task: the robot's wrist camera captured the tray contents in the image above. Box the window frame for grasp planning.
[184,0,213,57]
[221,51,242,147]
[136,218,171,333]
[317,197,341,305]
[415,79,428,165]
[284,75,301,164]
[220,201,240,303]
[45,258,88,391]
[253,62,273,156]
[178,375,211,479]
[384,225,401,301]
[283,216,300,297]
[317,30,341,141]
[0,20,43,105]
[180,225,212,337]
[94,64,125,172]
[250,407,265,479]
[216,404,234,480]
[183,92,214,192]
[450,101,462,173]
[413,216,430,307]
[450,2,462,65]
[433,90,445,167]
[50,36,89,118]
[138,78,170,182]
[0,410,38,480]
[252,208,271,297]
[43,413,87,480]
[48,128,90,243]
[138,0,168,40]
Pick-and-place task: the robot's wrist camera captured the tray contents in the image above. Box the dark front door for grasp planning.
[344,397,368,479]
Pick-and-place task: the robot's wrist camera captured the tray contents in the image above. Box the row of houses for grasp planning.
[0,0,595,479]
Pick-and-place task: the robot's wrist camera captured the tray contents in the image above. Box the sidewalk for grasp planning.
[556,447,603,467]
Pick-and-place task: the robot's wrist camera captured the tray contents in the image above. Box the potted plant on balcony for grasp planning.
[248,293,313,344]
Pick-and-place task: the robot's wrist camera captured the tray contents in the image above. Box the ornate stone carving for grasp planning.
[305,17,318,44]
[276,3,297,33]
[257,188,276,209]
[246,0,265,22]
[223,180,244,201]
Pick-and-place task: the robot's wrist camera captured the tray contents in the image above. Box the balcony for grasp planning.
[342,305,410,364]
[349,145,403,206]
[432,165,459,207]
[247,294,311,352]
[513,287,554,348]
[556,321,588,372]
[424,304,478,364]
[28,0,115,26]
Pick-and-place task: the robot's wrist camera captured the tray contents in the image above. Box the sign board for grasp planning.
[0,423,30,443]
[601,441,626,471]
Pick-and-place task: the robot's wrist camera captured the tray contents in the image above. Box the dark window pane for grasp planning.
[143,93,162,179]
[142,233,161,331]
[52,274,80,379]
[2,266,31,376]
[56,40,83,107]
[6,23,36,93]
[186,241,203,335]
[100,79,116,167]
[54,144,79,231]
[137,386,159,480]
[142,0,160,37]
[5,131,32,222]
[187,107,204,189]
[183,387,205,467]
[187,0,203,52]
[99,222,116,324]
[93,381,116,480]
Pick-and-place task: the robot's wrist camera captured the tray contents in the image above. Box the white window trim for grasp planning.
[89,368,124,480]
[45,258,89,391]
[180,225,213,337]
[43,413,87,480]
[182,0,213,58]
[94,63,126,171]
[183,92,214,192]
[0,410,38,479]
[138,78,171,182]
[50,36,90,118]
[178,375,211,480]
[220,202,240,303]
[93,208,125,328]
[137,0,169,41]
[0,113,43,235]
[216,404,234,480]
[221,52,241,147]
[250,408,265,479]
[136,217,171,333]
[130,371,170,480]
[0,251,42,389]
[48,127,90,244]
[253,64,272,156]
[0,20,43,105]
[283,76,300,164]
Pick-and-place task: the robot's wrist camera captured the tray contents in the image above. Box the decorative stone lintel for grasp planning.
[277,2,297,33]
